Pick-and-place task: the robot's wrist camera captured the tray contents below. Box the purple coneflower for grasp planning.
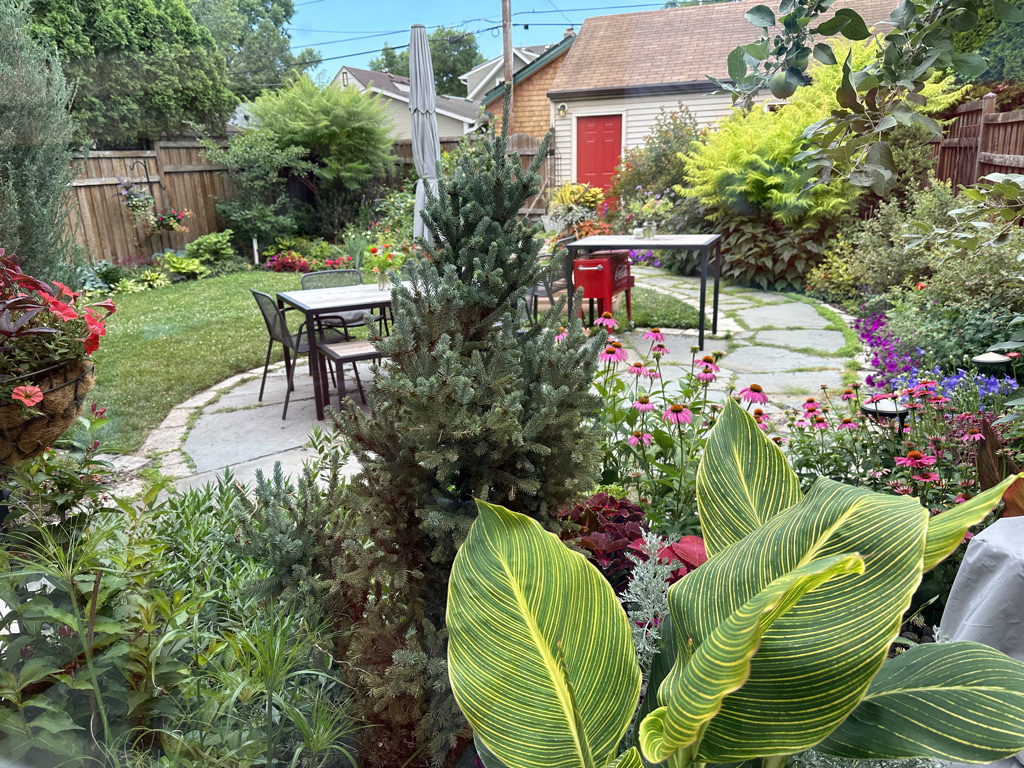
[696,366,716,383]
[644,328,665,342]
[840,388,856,401]
[628,362,646,376]
[633,395,655,412]
[663,403,693,425]
[913,472,940,483]
[643,367,661,380]
[962,428,984,442]
[695,355,720,372]
[894,451,936,468]
[595,312,618,330]
[555,326,567,342]
[813,416,828,430]
[599,346,618,363]
[610,341,628,362]
[738,384,768,404]
[838,417,859,430]
[652,344,669,357]
[628,431,653,447]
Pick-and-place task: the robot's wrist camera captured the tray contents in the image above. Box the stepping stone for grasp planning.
[756,329,847,353]
[723,345,839,373]
[736,369,847,397]
[735,303,831,330]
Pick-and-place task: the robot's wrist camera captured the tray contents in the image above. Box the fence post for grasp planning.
[973,92,997,184]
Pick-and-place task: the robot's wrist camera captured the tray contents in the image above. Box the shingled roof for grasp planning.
[338,66,480,122]
[547,0,899,98]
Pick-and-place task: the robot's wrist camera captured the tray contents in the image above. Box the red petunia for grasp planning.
[44,294,79,322]
[52,281,79,299]
[11,385,44,407]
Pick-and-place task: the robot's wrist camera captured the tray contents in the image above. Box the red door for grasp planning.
[576,115,622,192]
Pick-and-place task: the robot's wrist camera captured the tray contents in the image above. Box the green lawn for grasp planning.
[91,271,305,453]
[614,287,705,330]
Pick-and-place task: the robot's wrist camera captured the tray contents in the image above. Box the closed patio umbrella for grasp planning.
[409,23,440,246]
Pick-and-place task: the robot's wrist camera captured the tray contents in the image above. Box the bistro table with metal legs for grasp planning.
[563,234,723,349]
[277,284,393,420]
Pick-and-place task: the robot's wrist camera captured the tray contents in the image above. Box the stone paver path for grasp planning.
[621,266,865,421]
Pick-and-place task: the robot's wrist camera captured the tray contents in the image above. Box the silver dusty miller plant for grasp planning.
[619,529,675,678]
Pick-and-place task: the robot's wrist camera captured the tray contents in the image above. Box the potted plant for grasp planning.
[0,253,114,466]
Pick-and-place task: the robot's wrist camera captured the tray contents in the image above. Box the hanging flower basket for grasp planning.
[0,361,95,467]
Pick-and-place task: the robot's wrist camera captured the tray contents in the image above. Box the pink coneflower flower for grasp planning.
[895,451,937,468]
[644,328,665,341]
[652,344,669,357]
[794,419,809,428]
[599,346,618,363]
[738,384,768,404]
[804,398,819,407]
[628,431,653,447]
[865,392,897,404]
[928,396,951,404]
[838,417,859,430]
[913,472,940,483]
[804,404,819,414]
[753,408,765,418]
[954,494,972,505]
[889,482,913,495]
[813,416,828,430]
[869,468,891,478]
[633,395,655,412]
[840,388,856,401]
[772,436,787,446]
[595,312,618,330]
[663,403,693,425]
[962,429,984,442]
[643,367,660,380]
[695,355,720,372]
[628,362,646,376]
[610,341,628,362]
[758,422,770,431]
[555,326,567,342]
[696,366,716,383]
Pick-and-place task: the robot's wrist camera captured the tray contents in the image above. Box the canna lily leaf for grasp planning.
[696,398,801,556]
[649,404,932,763]
[448,500,640,768]
[640,553,864,764]
[818,642,1024,762]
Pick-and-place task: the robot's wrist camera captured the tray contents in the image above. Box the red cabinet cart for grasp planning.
[572,250,633,324]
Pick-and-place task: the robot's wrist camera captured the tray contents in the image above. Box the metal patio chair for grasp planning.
[250,289,346,419]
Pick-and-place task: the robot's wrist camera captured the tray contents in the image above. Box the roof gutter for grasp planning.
[547,79,728,101]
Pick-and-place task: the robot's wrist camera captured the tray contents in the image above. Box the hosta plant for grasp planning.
[448,399,1024,768]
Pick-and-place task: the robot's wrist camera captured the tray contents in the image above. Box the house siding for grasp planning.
[379,97,469,140]
[486,49,569,142]
[550,91,768,185]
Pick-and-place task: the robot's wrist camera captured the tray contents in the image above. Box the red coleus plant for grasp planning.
[1,252,115,395]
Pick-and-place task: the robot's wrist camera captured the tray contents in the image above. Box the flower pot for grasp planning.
[0,361,95,467]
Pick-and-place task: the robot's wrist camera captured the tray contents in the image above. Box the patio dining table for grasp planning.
[277,283,394,420]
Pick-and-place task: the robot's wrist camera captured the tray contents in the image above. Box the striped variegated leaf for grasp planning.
[448,500,641,768]
[649,441,931,763]
[696,398,802,556]
[818,642,1024,762]
[639,553,864,764]
[922,475,1020,571]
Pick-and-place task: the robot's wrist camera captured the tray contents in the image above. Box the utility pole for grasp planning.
[502,0,513,136]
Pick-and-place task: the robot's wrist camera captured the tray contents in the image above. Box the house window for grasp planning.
[342,71,349,86]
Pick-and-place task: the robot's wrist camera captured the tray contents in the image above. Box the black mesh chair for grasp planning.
[250,289,346,419]
[300,269,390,336]
[524,237,573,323]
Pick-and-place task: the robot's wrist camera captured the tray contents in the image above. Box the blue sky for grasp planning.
[287,1,672,83]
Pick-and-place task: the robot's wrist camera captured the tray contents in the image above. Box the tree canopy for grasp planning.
[185,0,318,102]
[368,26,485,97]
[30,0,237,146]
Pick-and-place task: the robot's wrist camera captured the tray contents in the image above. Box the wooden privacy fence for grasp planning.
[390,133,550,217]
[70,140,232,265]
[935,93,1024,190]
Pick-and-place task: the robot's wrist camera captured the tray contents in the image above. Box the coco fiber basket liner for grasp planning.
[0,361,95,467]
